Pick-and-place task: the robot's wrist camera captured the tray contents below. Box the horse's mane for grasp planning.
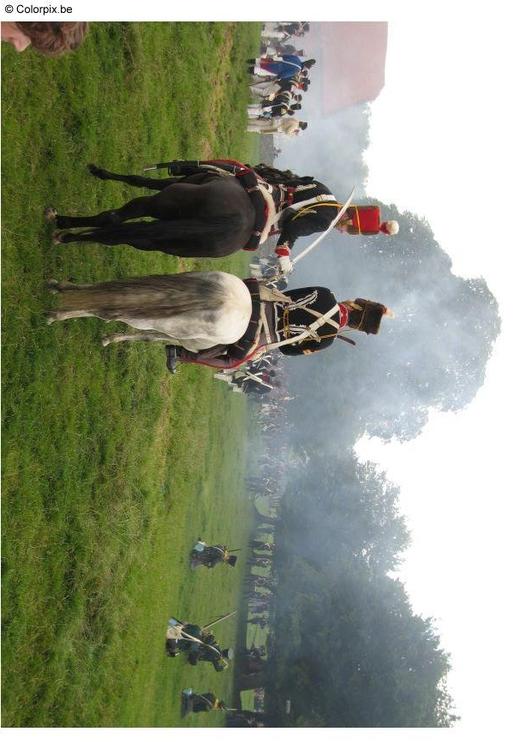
[251,163,315,186]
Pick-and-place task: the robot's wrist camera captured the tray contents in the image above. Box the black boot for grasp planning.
[165,345,183,374]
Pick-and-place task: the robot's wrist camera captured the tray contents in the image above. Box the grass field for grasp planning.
[1,22,261,727]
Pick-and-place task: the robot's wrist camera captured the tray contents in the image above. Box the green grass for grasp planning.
[240,690,257,710]
[2,22,262,727]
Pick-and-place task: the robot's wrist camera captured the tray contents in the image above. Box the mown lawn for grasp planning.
[1,21,261,727]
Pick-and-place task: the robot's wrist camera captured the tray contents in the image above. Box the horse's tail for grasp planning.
[74,215,252,257]
[52,272,236,320]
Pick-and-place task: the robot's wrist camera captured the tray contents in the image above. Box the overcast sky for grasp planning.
[354,7,530,740]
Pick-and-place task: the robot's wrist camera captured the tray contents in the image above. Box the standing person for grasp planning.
[182,689,226,714]
[260,23,291,43]
[251,540,275,552]
[250,55,316,80]
[190,540,238,569]
[250,54,303,79]
[247,116,307,136]
[278,22,310,36]
[247,91,298,119]
[165,618,232,671]
[1,22,88,55]
[264,43,305,57]
[250,78,284,99]
[250,75,300,99]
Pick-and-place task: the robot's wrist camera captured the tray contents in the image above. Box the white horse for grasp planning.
[46,271,252,349]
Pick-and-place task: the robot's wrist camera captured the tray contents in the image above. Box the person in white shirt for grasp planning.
[247,117,308,136]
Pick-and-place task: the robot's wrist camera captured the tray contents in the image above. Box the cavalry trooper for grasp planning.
[130,159,399,269]
[165,616,234,672]
[247,164,400,275]
[165,280,393,373]
[189,540,238,569]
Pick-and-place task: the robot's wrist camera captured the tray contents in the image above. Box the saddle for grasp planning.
[225,278,262,361]
[233,169,270,251]
[224,280,340,367]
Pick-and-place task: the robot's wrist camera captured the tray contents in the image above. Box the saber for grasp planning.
[178,630,222,657]
[142,159,237,176]
[142,160,197,172]
[202,610,237,630]
[291,182,358,266]
[242,370,274,389]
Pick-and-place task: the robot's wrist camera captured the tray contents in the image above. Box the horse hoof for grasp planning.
[88,163,108,179]
[44,206,57,222]
[52,230,64,245]
[47,279,60,294]
[101,337,111,347]
[45,313,57,325]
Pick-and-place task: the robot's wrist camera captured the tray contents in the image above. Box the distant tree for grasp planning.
[265,451,458,727]
[270,565,456,726]
[286,203,500,445]
[280,453,409,574]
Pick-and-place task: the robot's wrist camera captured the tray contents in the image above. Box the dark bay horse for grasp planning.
[47,164,256,258]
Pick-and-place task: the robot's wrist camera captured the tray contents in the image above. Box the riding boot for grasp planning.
[165,345,184,374]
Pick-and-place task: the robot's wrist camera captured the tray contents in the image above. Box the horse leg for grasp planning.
[55,183,203,237]
[47,279,94,292]
[46,309,94,324]
[101,330,181,347]
[56,183,208,246]
[55,196,158,230]
[87,164,182,190]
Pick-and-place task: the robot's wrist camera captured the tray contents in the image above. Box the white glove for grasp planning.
[278,255,294,275]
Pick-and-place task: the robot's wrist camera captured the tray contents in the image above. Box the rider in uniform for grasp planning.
[166,288,392,373]
[152,160,399,273]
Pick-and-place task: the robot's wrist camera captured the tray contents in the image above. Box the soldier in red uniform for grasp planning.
[336,205,400,236]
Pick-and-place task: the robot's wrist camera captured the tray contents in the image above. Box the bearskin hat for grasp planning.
[344,299,388,335]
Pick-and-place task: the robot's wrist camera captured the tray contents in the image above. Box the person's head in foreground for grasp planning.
[1,21,88,56]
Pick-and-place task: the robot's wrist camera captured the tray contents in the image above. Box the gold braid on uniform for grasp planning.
[351,206,361,233]
[292,201,343,220]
